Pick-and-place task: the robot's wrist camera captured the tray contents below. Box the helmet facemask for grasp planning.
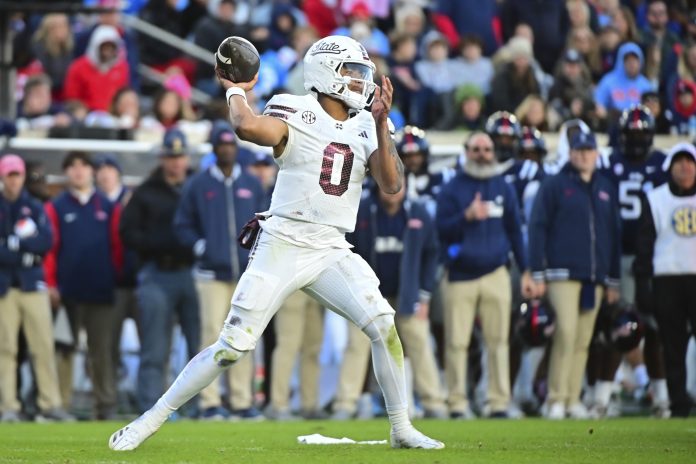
[329,60,377,109]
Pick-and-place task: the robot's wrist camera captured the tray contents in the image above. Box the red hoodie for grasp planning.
[673,78,696,118]
[63,25,129,111]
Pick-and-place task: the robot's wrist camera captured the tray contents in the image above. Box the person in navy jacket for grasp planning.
[44,151,123,420]
[175,123,266,419]
[437,131,534,419]
[529,131,621,420]
[332,184,447,419]
[0,154,73,423]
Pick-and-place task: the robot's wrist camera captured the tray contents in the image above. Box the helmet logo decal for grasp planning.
[310,41,348,55]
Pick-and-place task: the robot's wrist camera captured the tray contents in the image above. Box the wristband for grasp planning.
[226,87,247,106]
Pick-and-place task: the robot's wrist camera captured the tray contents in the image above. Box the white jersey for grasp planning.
[261,93,378,248]
[647,184,696,276]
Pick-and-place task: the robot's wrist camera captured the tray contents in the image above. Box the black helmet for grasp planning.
[519,126,547,162]
[603,303,645,353]
[517,299,556,347]
[485,111,522,162]
[619,105,655,160]
[395,125,430,157]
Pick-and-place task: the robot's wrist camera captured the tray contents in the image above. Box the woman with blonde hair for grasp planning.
[567,26,603,81]
[32,14,74,98]
[611,6,640,44]
[515,94,558,132]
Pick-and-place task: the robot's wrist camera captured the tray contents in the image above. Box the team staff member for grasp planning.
[0,155,72,422]
[437,131,534,418]
[529,132,621,420]
[44,151,122,420]
[334,183,447,419]
[120,128,200,413]
[635,142,696,418]
[95,155,138,396]
[175,123,266,420]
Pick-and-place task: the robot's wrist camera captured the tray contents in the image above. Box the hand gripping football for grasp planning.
[215,36,260,83]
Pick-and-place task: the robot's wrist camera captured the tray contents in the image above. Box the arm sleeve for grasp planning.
[528,178,554,280]
[43,202,60,288]
[503,183,528,271]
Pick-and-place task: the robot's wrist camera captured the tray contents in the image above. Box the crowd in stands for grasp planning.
[6,0,696,137]
[1,0,696,423]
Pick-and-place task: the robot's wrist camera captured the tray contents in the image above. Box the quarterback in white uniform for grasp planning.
[109,36,444,451]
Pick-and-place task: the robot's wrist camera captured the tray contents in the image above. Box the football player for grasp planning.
[109,36,443,450]
[591,105,670,417]
[395,125,454,217]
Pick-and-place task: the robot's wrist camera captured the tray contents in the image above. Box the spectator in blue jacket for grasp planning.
[0,155,73,423]
[594,42,655,123]
[529,131,621,420]
[436,131,534,419]
[44,151,122,420]
[175,124,266,420]
[333,184,447,419]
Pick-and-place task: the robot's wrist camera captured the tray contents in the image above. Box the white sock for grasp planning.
[364,319,410,433]
[142,398,175,428]
[161,340,237,411]
[634,364,649,388]
[652,379,669,404]
[595,381,613,408]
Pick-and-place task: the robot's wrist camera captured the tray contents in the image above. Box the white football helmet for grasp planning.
[304,35,377,110]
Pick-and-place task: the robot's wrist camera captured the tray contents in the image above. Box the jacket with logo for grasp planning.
[529,163,621,285]
[349,196,439,316]
[436,170,527,281]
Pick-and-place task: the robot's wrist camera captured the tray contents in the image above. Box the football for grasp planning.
[215,36,260,83]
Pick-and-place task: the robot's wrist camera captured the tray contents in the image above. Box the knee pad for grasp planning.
[219,321,258,353]
[363,313,397,343]
[210,339,247,368]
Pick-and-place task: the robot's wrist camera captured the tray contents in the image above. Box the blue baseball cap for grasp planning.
[161,128,188,157]
[94,153,122,172]
[251,151,274,166]
[210,124,237,147]
[570,131,597,150]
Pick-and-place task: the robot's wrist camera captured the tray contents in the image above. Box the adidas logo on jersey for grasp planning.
[358,130,368,138]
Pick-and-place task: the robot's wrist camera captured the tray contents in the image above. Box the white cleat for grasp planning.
[109,417,160,451]
[390,427,445,449]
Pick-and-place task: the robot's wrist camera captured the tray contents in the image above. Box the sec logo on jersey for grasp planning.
[672,206,696,236]
[302,111,316,124]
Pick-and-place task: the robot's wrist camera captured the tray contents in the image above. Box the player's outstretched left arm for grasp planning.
[368,76,404,194]
[216,67,289,155]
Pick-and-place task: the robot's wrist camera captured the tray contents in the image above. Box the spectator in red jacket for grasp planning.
[64,25,129,112]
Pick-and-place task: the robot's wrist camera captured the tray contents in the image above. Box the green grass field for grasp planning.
[1,418,695,463]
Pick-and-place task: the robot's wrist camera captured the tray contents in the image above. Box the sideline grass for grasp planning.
[1,418,695,463]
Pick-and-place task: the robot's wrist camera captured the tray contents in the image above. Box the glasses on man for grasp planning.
[468,146,493,153]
